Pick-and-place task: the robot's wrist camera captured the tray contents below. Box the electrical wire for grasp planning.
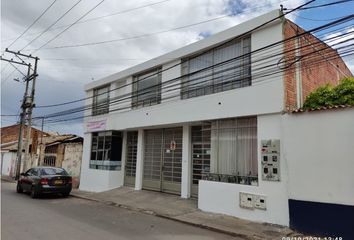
[287,0,354,10]
[2,0,173,43]
[32,0,106,54]
[42,50,354,125]
[35,11,353,109]
[38,32,354,122]
[24,0,305,52]
[20,0,83,51]
[6,0,58,49]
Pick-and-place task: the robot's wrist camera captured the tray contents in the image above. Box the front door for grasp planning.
[191,124,211,197]
[143,127,182,194]
[124,131,138,186]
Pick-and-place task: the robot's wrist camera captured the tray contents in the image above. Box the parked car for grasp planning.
[16,166,72,198]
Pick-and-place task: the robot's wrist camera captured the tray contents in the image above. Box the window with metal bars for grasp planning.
[125,131,138,177]
[181,36,251,99]
[193,117,258,186]
[132,68,161,108]
[92,85,110,116]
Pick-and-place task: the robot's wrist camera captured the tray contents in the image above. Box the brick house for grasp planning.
[1,124,83,187]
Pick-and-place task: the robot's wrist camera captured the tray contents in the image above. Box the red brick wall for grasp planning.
[283,20,353,111]
[1,124,47,145]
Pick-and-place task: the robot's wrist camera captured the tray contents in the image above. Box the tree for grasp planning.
[302,77,354,110]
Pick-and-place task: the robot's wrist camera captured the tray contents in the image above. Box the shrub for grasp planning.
[302,77,354,110]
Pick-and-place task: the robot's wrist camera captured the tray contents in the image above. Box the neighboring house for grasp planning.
[1,124,48,177]
[39,134,83,188]
[1,124,83,187]
[79,10,353,236]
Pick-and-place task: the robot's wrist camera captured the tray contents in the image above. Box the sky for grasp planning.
[1,0,353,136]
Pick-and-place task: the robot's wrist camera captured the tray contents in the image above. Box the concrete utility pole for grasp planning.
[1,49,39,179]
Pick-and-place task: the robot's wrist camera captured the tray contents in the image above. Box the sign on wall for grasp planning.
[86,120,107,132]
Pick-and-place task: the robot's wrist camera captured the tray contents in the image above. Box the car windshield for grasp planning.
[40,168,68,176]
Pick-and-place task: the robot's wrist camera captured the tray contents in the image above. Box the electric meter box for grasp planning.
[261,139,280,181]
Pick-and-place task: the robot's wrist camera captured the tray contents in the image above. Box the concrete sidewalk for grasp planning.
[71,187,300,240]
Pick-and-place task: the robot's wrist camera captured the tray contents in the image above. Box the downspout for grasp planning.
[294,28,303,109]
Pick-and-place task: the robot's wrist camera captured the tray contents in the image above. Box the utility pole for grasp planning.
[1,49,39,179]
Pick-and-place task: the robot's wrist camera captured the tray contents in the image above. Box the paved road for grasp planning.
[1,181,239,240]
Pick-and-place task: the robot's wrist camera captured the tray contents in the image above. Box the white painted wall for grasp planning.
[198,113,290,226]
[1,152,16,177]
[283,109,354,206]
[62,143,82,178]
[79,133,124,192]
[84,20,284,133]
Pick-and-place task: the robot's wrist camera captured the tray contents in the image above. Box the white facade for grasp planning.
[79,8,353,229]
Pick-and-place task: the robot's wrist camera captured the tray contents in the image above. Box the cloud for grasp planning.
[1,0,327,136]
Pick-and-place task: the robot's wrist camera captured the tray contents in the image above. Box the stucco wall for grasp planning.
[283,108,354,205]
[84,21,284,132]
[62,143,82,177]
[1,152,16,177]
[198,113,290,226]
[79,133,125,192]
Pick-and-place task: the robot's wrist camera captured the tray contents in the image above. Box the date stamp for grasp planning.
[282,237,343,240]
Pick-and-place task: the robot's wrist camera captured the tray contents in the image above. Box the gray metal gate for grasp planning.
[143,127,182,194]
[191,124,211,197]
[124,131,138,186]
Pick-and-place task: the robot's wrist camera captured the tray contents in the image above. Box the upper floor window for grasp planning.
[92,86,109,116]
[132,68,161,108]
[181,36,251,99]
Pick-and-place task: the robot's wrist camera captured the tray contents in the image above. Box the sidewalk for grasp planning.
[71,187,300,240]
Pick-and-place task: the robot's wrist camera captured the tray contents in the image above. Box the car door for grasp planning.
[21,169,33,191]
[28,168,40,187]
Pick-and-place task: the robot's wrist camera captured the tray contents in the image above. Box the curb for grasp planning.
[70,193,255,239]
[1,178,16,183]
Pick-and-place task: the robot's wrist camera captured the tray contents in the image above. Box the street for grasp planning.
[1,181,239,240]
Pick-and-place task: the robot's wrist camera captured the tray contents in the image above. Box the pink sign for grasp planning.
[86,120,107,131]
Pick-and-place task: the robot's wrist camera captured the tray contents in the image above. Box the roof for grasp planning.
[0,134,83,151]
[85,10,282,91]
[292,104,354,113]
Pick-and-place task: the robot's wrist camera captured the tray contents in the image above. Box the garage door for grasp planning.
[143,127,182,194]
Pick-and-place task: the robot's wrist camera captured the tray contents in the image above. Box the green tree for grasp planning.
[302,77,354,110]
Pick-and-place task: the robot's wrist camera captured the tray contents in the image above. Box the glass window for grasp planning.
[132,68,161,108]
[196,117,258,186]
[92,86,110,116]
[182,36,251,99]
[90,131,122,171]
[40,168,68,176]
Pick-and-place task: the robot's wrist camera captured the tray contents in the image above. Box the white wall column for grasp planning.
[181,124,191,198]
[134,129,144,190]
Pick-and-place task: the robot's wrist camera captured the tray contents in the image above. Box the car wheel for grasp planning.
[16,183,23,193]
[30,186,38,198]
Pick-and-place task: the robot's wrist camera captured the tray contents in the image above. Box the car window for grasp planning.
[25,169,34,176]
[40,168,68,176]
[32,169,39,176]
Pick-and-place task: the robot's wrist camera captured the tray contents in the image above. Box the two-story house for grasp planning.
[79,10,352,227]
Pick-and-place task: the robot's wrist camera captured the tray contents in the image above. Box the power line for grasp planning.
[20,0,83,51]
[6,0,58,49]
[43,50,354,125]
[32,0,106,54]
[37,28,354,121]
[287,0,354,11]
[24,0,295,52]
[2,0,173,43]
[36,9,354,110]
